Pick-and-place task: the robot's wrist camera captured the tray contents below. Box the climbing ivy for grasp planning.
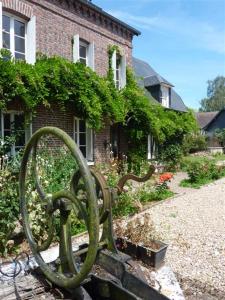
[0,49,198,144]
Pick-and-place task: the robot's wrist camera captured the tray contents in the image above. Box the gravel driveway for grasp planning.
[123,174,225,299]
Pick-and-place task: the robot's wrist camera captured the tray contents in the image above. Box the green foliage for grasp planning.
[0,153,21,255]
[159,144,183,170]
[182,133,207,155]
[138,188,173,203]
[0,50,125,130]
[113,192,138,217]
[0,50,197,152]
[199,76,225,112]
[214,128,225,146]
[180,158,225,188]
[123,68,198,165]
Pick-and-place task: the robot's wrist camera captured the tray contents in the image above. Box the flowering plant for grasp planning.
[156,172,173,194]
[159,172,173,183]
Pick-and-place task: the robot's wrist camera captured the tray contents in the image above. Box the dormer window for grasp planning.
[161,86,170,108]
[2,14,26,60]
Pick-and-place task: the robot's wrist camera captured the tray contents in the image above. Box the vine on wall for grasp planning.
[0,48,198,146]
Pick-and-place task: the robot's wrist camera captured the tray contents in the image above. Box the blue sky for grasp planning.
[94,0,225,110]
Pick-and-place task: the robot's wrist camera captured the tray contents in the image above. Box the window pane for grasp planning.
[79,120,86,132]
[15,36,25,53]
[3,15,10,32]
[15,132,25,147]
[80,146,86,158]
[79,133,86,146]
[116,56,121,68]
[4,114,11,130]
[4,130,11,138]
[15,52,25,60]
[3,32,10,49]
[14,20,25,37]
[79,45,87,59]
[14,114,24,129]
[116,70,119,80]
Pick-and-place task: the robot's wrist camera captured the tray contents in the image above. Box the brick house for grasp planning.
[0,0,140,162]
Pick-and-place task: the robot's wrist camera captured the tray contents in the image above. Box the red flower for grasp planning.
[159,172,173,183]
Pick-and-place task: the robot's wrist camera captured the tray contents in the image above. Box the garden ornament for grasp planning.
[19,126,168,299]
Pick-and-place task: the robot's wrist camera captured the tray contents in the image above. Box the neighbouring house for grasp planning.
[132,57,187,159]
[195,111,219,135]
[0,0,140,163]
[196,109,225,153]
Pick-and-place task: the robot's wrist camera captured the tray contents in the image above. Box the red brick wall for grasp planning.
[31,104,111,162]
[1,0,133,75]
[1,0,135,162]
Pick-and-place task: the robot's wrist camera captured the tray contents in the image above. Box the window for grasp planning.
[79,40,88,66]
[74,118,93,162]
[2,14,26,60]
[111,49,126,89]
[0,111,29,155]
[115,54,121,89]
[0,11,36,64]
[147,134,156,160]
[161,86,170,108]
[73,35,95,70]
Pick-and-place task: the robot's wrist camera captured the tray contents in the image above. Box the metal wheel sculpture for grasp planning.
[19,127,99,289]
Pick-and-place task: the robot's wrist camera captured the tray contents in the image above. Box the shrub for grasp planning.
[159,144,183,170]
[182,133,207,155]
[0,154,21,255]
[180,159,225,188]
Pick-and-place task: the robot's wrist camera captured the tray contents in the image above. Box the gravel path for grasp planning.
[125,175,225,299]
[167,172,194,195]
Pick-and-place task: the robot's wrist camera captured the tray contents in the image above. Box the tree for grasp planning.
[199,76,225,111]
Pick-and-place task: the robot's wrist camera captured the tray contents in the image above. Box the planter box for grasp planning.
[116,238,168,269]
[137,240,168,269]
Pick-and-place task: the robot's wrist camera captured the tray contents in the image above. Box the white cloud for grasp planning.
[109,10,225,54]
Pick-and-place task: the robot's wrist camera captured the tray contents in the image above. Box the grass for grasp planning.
[139,189,174,203]
[180,177,213,189]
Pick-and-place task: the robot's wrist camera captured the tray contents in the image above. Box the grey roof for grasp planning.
[77,1,141,36]
[133,57,173,87]
[132,57,187,112]
[170,89,187,112]
[196,111,219,129]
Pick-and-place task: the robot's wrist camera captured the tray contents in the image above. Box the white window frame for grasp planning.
[79,39,89,66]
[0,11,36,64]
[111,49,126,90]
[2,12,27,60]
[0,110,32,156]
[161,86,170,108]
[147,134,156,160]
[73,117,94,164]
[73,34,95,70]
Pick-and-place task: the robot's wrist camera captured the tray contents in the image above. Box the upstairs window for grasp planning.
[74,118,93,162]
[79,40,88,66]
[2,14,26,60]
[73,34,95,70]
[111,49,126,90]
[115,54,121,89]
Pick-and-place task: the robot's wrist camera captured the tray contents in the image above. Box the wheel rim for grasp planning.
[19,126,99,288]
